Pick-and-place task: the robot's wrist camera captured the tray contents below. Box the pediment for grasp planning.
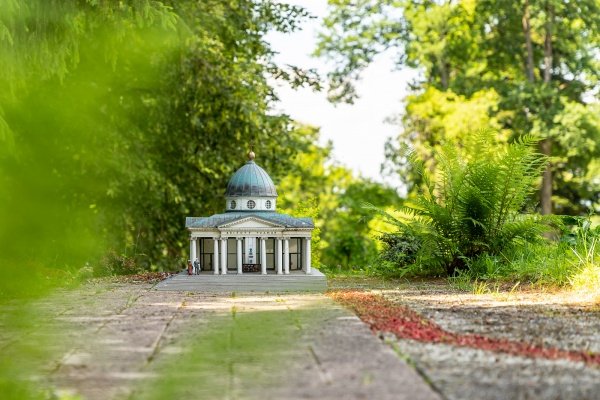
[218,216,284,229]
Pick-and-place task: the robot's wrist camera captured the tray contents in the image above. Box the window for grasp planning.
[288,238,303,270]
[266,238,275,269]
[227,238,237,269]
[199,238,213,272]
[247,200,256,209]
[265,200,272,209]
[230,200,236,209]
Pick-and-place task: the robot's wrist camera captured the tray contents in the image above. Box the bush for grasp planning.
[94,250,141,277]
[368,231,442,277]
[367,130,561,277]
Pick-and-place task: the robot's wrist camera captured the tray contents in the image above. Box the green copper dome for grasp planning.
[225,160,278,197]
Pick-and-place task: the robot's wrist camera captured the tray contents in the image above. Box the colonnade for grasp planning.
[189,236,312,275]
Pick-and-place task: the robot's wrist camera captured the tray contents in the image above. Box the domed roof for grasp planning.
[225,160,278,197]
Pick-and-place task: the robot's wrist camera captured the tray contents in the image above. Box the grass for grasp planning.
[331,239,598,296]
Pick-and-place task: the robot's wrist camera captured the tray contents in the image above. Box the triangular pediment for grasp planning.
[218,216,284,229]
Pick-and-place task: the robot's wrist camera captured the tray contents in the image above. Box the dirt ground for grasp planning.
[329,277,600,400]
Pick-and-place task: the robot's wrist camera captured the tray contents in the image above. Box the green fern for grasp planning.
[368,129,561,276]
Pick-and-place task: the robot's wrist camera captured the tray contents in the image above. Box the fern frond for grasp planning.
[400,143,436,200]
[362,203,414,231]
[368,128,551,277]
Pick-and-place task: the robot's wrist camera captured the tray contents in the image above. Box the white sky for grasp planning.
[267,1,414,185]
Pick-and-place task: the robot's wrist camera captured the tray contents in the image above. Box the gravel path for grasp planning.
[388,289,600,399]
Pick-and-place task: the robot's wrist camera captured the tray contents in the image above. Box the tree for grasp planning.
[277,124,401,269]
[317,0,600,216]
[0,0,319,298]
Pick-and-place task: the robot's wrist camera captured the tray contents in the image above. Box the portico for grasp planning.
[186,234,312,275]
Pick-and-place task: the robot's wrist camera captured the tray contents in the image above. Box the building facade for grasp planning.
[185,151,315,275]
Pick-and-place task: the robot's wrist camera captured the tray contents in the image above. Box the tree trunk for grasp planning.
[540,3,554,215]
[439,57,449,90]
[522,0,535,83]
[540,138,553,214]
[523,0,554,215]
[543,4,553,84]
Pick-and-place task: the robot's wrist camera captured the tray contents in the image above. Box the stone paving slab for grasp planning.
[261,309,443,400]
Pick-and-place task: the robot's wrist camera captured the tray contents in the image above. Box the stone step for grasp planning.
[154,269,327,293]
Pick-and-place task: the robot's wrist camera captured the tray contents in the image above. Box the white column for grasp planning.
[276,238,283,275]
[284,238,290,275]
[274,238,278,270]
[196,239,201,265]
[221,238,227,275]
[305,238,312,274]
[260,237,267,275]
[237,238,243,274]
[190,237,197,269]
[213,238,219,275]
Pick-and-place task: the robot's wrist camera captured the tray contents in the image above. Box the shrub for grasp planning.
[94,250,141,276]
[368,231,442,277]
[367,129,561,276]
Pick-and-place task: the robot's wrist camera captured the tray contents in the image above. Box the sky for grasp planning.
[266,1,415,186]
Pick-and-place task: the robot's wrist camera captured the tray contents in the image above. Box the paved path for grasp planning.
[2,282,441,399]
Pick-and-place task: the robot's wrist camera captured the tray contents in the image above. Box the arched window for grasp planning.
[230,200,237,209]
[265,200,272,209]
[247,200,256,209]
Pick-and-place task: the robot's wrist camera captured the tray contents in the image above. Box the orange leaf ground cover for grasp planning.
[328,290,600,366]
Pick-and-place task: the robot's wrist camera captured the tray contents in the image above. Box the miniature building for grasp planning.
[185,150,314,275]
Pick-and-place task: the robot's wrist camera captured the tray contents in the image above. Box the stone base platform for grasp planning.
[153,269,327,293]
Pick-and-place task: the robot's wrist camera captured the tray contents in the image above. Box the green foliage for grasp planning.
[0,0,320,297]
[368,129,559,276]
[290,197,322,269]
[561,215,600,291]
[368,231,424,278]
[447,269,475,292]
[494,242,574,286]
[383,87,505,191]
[326,180,401,270]
[319,0,600,215]
[104,0,318,270]
[0,0,179,299]
[277,124,401,271]
[433,215,600,291]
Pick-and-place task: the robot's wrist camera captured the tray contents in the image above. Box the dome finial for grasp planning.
[248,140,255,160]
